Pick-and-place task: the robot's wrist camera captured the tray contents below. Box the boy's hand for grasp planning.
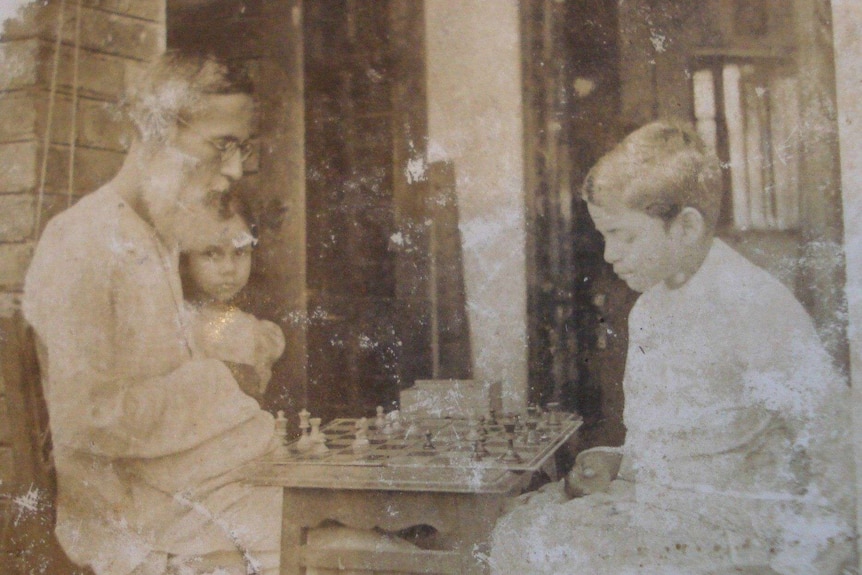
[564,448,623,498]
[224,361,263,402]
[503,479,568,514]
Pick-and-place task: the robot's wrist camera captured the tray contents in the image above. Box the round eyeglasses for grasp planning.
[177,117,255,163]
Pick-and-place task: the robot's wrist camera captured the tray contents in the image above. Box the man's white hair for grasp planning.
[124,51,254,143]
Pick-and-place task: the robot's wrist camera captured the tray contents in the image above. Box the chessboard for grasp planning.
[268,413,581,473]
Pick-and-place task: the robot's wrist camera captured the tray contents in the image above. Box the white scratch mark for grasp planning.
[13,484,42,525]
[650,30,667,53]
[406,156,427,184]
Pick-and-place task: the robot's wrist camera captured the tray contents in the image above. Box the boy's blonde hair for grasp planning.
[581,121,722,231]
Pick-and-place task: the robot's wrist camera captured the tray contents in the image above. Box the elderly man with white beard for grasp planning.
[23,52,281,575]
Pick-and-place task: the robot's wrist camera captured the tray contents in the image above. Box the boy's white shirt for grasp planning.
[621,237,852,568]
[490,238,853,575]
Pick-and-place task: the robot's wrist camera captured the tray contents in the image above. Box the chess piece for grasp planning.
[478,432,490,457]
[536,409,551,442]
[388,409,403,432]
[518,413,532,443]
[525,419,539,445]
[498,420,522,464]
[296,409,312,452]
[547,402,562,428]
[309,417,323,442]
[274,410,288,446]
[513,414,523,436]
[422,430,435,451]
[488,409,498,426]
[352,418,370,452]
[309,417,329,455]
[375,406,386,430]
[471,439,484,462]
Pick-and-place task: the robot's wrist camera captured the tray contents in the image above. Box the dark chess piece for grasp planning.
[525,419,539,444]
[476,418,491,457]
[498,420,522,464]
[478,433,491,457]
[422,430,436,451]
[547,402,562,429]
[471,440,484,461]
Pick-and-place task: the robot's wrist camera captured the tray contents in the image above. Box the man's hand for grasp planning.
[224,361,263,402]
[564,447,623,498]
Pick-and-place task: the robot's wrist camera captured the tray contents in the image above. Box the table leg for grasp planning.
[280,491,307,575]
[454,494,507,575]
[278,488,511,575]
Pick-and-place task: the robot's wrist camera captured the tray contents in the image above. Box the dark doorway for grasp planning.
[167,1,449,423]
[302,0,431,420]
[523,0,635,450]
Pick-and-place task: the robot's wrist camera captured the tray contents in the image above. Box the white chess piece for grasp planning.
[375,405,386,430]
[352,417,370,452]
[387,409,403,432]
[274,410,289,447]
[296,408,312,452]
[310,417,329,455]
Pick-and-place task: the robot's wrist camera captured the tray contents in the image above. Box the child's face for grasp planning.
[187,218,253,303]
[587,201,684,293]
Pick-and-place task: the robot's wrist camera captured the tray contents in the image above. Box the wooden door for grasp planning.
[523,0,632,450]
[304,0,430,420]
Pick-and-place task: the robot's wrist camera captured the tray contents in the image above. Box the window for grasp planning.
[694,60,800,231]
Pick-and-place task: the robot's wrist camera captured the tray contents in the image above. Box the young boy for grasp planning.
[182,207,285,400]
[489,121,854,575]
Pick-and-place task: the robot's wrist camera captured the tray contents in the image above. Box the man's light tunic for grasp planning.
[24,187,281,575]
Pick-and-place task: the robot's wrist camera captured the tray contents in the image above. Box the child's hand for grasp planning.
[256,320,286,362]
[252,321,284,395]
[195,307,256,365]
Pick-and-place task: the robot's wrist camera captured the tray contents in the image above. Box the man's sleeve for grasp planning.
[23,217,270,460]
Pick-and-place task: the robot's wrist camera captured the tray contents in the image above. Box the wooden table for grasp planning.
[246,415,580,575]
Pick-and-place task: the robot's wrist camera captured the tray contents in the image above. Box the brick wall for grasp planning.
[0,1,164,572]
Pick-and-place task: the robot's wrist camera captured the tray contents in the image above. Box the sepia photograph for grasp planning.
[0,1,861,574]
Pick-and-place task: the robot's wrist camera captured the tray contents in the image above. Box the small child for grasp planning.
[181,207,285,400]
